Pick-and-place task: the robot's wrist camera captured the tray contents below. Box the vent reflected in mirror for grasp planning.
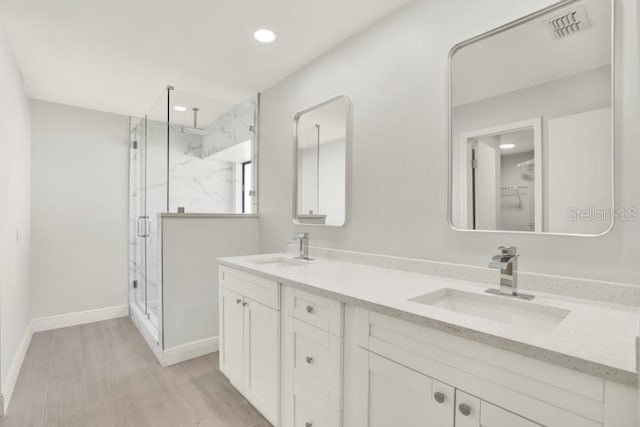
[449,0,613,236]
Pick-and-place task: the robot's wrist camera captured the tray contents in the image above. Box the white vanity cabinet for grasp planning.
[365,352,540,427]
[217,263,637,427]
[345,307,637,427]
[218,267,280,425]
[281,286,345,427]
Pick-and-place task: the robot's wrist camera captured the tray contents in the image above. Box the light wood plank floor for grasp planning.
[0,317,270,427]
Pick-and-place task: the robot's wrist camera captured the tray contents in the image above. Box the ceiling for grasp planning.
[499,129,534,155]
[452,0,611,106]
[147,89,249,128]
[0,0,413,118]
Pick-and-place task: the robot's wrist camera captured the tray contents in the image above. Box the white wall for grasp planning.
[161,216,259,350]
[547,107,612,234]
[299,139,346,225]
[258,0,640,285]
[30,100,129,318]
[0,27,32,412]
[299,142,319,214]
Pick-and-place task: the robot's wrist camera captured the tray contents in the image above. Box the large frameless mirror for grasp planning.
[449,0,614,236]
[294,95,351,227]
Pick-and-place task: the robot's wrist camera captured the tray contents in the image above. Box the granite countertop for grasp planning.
[218,253,639,387]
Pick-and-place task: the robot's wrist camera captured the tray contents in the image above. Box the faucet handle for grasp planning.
[289,232,309,242]
[498,246,517,255]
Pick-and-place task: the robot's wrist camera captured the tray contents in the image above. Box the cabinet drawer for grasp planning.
[292,288,343,335]
[294,391,341,427]
[294,319,343,409]
[219,266,279,310]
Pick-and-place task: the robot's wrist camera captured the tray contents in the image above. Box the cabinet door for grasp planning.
[244,297,280,424]
[455,391,543,427]
[368,353,455,426]
[219,286,244,388]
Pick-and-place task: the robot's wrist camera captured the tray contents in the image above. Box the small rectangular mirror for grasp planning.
[294,95,351,227]
[449,0,614,235]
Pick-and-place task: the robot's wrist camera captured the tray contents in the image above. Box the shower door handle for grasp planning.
[137,216,151,238]
[136,216,145,237]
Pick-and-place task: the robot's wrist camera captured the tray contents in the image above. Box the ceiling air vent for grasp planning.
[545,6,591,39]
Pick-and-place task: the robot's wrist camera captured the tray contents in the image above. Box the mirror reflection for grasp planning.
[294,96,350,226]
[450,0,613,235]
[461,120,541,232]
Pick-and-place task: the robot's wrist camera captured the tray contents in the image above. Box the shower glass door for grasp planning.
[145,90,170,331]
[128,90,169,332]
[144,100,169,329]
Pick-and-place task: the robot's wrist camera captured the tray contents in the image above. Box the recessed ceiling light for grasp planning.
[173,105,188,112]
[500,143,515,149]
[254,29,276,43]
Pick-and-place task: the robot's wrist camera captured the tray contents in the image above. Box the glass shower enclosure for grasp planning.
[128,86,258,347]
[128,89,169,335]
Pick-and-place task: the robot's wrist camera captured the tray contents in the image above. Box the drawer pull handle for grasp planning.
[235,299,242,304]
[306,356,313,364]
[305,423,312,427]
[433,392,445,403]
[306,305,314,313]
[458,403,471,416]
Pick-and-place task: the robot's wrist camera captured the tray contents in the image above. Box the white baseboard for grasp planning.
[31,304,129,332]
[1,323,33,415]
[162,336,219,367]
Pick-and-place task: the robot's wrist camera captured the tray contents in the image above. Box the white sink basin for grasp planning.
[249,256,310,268]
[409,288,570,333]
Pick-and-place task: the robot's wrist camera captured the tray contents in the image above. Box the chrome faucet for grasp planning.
[292,232,312,260]
[486,246,534,300]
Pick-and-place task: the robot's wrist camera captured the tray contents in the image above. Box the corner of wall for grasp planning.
[0,321,33,417]
[0,18,34,418]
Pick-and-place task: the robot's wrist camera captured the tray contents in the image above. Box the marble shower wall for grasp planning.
[170,95,257,213]
[202,95,257,158]
[168,125,234,213]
